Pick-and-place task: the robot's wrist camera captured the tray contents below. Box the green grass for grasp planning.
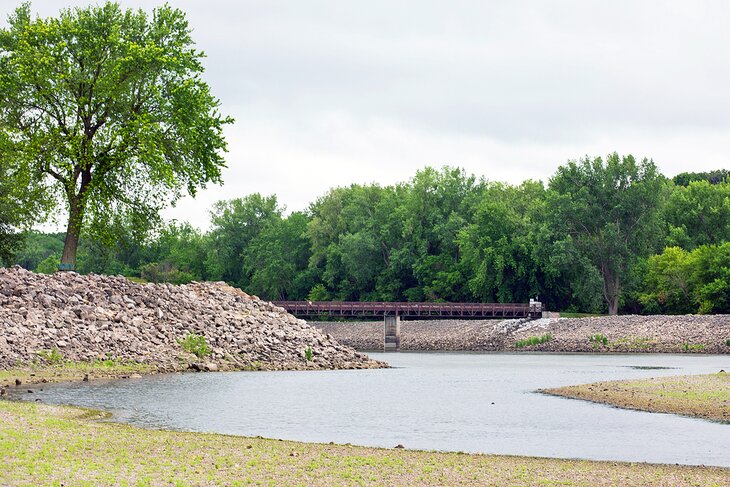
[515,333,553,348]
[682,343,706,353]
[608,336,656,351]
[0,400,727,486]
[559,312,606,318]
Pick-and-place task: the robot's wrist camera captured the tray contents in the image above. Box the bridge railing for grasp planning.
[273,301,541,319]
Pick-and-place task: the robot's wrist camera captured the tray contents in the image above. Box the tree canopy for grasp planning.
[546,154,667,314]
[6,149,730,315]
[0,2,232,268]
[0,138,49,264]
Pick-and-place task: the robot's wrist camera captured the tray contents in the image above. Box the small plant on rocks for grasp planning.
[305,346,314,362]
[515,334,552,348]
[36,347,64,365]
[725,338,730,347]
[178,333,211,358]
[589,334,609,348]
[682,343,705,353]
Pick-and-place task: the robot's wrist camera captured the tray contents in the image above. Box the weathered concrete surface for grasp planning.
[311,315,730,353]
[0,267,386,371]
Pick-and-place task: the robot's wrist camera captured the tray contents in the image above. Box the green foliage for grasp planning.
[639,247,693,313]
[515,334,553,348]
[307,283,330,302]
[560,312,604,318]
[682,343,706,353]
[611,336,655,351]
[36,254,60,274]
[0,2,232,267]
[0,214,22,265]
[305,346,313,362]
[13,232,64,270]
[458,181,545,304]
[589,334,608,347]
[7,158,730,316]
[177,333,211,358]
[672,169,729,186]
[664,181,730,249]
[207,194,283,287]
[0,159,49,264]
[725,339,730,347]
[36,348,64,365]
[246,212,314,300]
[307,182,406,301]
[0,227,21,265]
[546,153,667,314]
[140,262,195,285]
[640,243,730,314]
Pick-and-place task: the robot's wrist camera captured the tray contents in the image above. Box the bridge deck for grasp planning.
[273,301,540,319]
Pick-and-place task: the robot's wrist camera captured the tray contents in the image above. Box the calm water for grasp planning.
[28,353,730,466]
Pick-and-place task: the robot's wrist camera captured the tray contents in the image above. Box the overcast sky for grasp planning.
[4,1,730,230]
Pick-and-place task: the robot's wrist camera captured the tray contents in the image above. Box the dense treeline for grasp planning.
[6,156,730,314]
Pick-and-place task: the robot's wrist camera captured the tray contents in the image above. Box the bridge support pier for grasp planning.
[384,315,401,352]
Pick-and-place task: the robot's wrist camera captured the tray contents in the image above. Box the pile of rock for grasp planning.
[313,315,730,353]
[516,315,730,353]
[0,267,386,371]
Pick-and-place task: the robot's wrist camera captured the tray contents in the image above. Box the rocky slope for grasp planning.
[312,315,730,353]
[0,267,385,371]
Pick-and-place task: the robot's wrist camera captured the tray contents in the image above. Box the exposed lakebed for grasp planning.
[25,353,730,467]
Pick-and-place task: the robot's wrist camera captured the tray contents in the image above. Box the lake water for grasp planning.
[27,353,730,467]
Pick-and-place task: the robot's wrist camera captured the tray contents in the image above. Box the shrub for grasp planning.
[589,333,608,347]
[515,333,552,348]
[36,254,60,274]
[640,242,730,314]
[726,338,730,347]
[305,346,313,361]
[682,343,706,352]
[178,333,211,358]
[36,347,64,364]
[140,262,195,285]
[307,284,329,302]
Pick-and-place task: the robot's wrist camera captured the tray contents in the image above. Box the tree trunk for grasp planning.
[605,271,621,315]
[59,197,84,270]
[607,294,619,315]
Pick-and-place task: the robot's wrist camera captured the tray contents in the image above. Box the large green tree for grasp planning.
[246,212,313,300]
[400,167,481,301]
[547,154,667,314]
[206,194,282,287]
[307,183,402,301]
[0,2,231,269]
[458,181,546,304]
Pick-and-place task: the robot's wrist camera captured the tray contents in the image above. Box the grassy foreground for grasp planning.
[1,401,729,486]
[543,372,730,423]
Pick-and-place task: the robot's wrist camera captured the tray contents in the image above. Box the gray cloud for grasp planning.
[3,1,729,228]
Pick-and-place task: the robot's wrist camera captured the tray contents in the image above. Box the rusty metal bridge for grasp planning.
[273,301,542,319]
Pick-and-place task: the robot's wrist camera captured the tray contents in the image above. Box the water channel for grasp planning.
[27,353,730,467]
